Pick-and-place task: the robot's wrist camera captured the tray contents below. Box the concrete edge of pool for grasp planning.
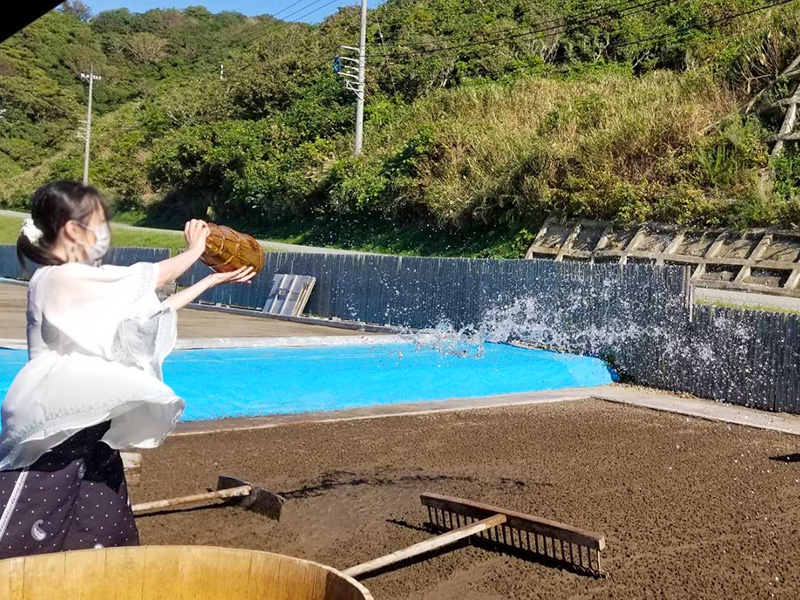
[0,338,25,350]
[1,333,453,351]
[173,334,408,349]
[171,384,800,438]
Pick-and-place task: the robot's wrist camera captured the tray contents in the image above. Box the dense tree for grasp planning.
[124,32,168,64]
[0,0,799,254]
[60,0,92,22]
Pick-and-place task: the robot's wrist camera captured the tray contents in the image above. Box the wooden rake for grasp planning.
[131,475,285,520]
[343,493,606,579]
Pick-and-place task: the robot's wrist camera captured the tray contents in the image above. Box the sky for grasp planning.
[82,0,381,22]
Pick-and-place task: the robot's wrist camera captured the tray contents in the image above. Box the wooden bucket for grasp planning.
[0,545,373,600]
[200,223,266,274]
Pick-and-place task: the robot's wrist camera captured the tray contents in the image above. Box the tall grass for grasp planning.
[346,69,754,228]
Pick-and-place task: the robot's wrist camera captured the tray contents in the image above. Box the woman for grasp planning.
[0,180,254,559]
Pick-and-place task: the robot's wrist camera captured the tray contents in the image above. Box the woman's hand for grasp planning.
[163,266,257,312]
[206,266,257,287]
[184,220,210,255]
[156,220,210,287]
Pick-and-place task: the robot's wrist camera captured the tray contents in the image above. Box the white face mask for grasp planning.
[76,221,111,263]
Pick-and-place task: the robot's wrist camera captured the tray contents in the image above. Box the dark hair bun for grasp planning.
[17,180,108,270]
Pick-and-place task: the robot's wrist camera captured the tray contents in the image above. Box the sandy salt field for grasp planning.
[133,399,800,599]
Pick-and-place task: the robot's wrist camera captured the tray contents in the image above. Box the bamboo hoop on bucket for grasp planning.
[200,223,265,274]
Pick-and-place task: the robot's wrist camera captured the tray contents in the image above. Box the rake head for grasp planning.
[421,492,606,577]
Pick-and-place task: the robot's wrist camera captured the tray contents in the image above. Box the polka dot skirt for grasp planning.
[0,422,139,559]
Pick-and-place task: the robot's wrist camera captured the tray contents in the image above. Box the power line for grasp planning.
[286,0,340,22]
[488,0,672,36]
[233,16,296,45]
[313,0,669,102]
[252,0,670,53]
[366,0,669,60]
[326,0,667,111]
[373,11,399,97]
[257,0,651,52]
[226,0,329,48]
[614,0,796,48]
[224,0,792,96]
[267,0,667,51]
[367,0,790,64]
[226,16,280,46]
[372,0,672,51]
[313,56,337,70]
[272,0,314,18]
[352,0,793,99]
[289,0,344,22]
[227,0,340,51]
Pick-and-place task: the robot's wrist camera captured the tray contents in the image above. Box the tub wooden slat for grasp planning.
[178,546,222,600]
[141,547,184,600]
[0,554,25,599]
[103,546,146,600]
[214,547,254,599]
[22,551,66,600]
[63,548,107,600]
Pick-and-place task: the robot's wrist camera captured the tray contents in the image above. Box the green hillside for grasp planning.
[1,0,799,256]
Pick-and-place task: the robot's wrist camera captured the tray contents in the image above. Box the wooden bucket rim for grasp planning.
[0,544,374,600]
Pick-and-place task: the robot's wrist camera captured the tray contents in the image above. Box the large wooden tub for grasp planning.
[0,545,373,600]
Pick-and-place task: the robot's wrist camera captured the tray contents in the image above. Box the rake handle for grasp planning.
[343,513,507,578]
[132,484,252,514]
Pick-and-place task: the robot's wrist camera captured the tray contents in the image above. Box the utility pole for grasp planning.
[354,0,367,155]
[334,0,368,155]
[79,67,102,185]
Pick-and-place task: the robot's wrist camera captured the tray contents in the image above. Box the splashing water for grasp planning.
[344,257,784,408]
[395,322,486,359]
[388,279,763,408]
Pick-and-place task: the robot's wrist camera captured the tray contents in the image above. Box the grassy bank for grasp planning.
[0,214,185,255]
[244,214,536,258]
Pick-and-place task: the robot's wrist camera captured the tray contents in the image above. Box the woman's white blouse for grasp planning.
[0,262,185,470]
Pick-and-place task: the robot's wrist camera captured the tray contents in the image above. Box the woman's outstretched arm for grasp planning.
[155,220,209,287]
[162,266,256,312]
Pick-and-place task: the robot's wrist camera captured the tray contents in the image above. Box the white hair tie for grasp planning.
[21,218,43,244]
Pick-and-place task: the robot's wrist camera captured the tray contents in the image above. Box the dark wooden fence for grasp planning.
[0,245,169,279]
[177,252,689,329]
[2,244,799,414]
